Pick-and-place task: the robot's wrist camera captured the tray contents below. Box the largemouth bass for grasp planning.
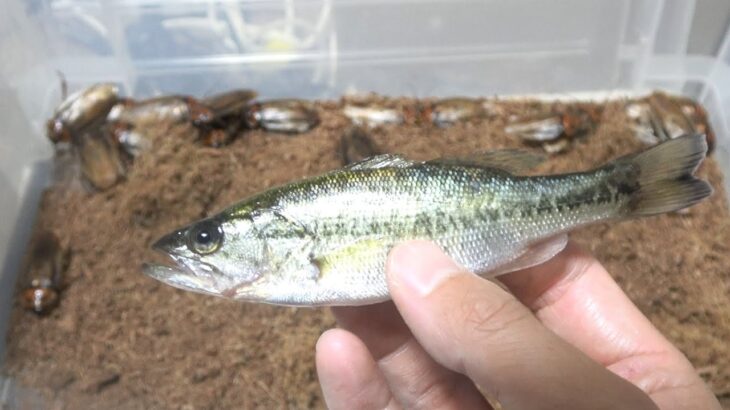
[144,134,711,306]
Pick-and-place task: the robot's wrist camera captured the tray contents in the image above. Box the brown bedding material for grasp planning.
[3,97,729,409]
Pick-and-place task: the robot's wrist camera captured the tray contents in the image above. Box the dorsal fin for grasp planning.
[344,154,416,170]
[427,149,545,175]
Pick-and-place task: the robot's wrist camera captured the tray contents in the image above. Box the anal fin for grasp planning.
[489,234,568,277]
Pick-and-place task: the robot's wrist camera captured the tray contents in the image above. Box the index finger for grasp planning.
[498,242,666,365]
[498,242,719,408]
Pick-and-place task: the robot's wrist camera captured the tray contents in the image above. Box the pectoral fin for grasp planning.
[489,234,568,276]
[311,237,388,279]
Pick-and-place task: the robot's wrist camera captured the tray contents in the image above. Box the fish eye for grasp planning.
[187,220,223,255]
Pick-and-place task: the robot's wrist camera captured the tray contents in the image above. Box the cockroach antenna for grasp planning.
[55,70,68,100]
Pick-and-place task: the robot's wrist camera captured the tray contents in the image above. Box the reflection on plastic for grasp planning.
[0,376,48,410]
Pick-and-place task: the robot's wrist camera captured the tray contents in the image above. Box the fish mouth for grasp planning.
[142,261,253,299]
[143,229,217,295]
[142,264,219,298]
[144,229,262,300]
[142,249,231,298]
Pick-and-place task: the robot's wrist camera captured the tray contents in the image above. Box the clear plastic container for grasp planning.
[2,0,730,404]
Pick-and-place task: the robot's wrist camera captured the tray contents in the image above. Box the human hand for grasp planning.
[316,241,720,409]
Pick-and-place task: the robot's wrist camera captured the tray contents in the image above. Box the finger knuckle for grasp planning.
[459,289,530,341]
[409,375,460,410]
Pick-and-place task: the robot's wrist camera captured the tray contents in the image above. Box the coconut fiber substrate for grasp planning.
[3,97,730,409]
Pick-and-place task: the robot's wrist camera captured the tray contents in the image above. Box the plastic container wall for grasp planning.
[0,0,57,360]
[17,0,665,129]
[643,0,730,197]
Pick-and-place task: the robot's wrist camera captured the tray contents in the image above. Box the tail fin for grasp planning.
[616,134,712,216]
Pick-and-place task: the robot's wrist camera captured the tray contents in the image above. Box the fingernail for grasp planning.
[387,241,462,297]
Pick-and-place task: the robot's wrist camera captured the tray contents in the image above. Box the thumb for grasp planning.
[386,241,657,410]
